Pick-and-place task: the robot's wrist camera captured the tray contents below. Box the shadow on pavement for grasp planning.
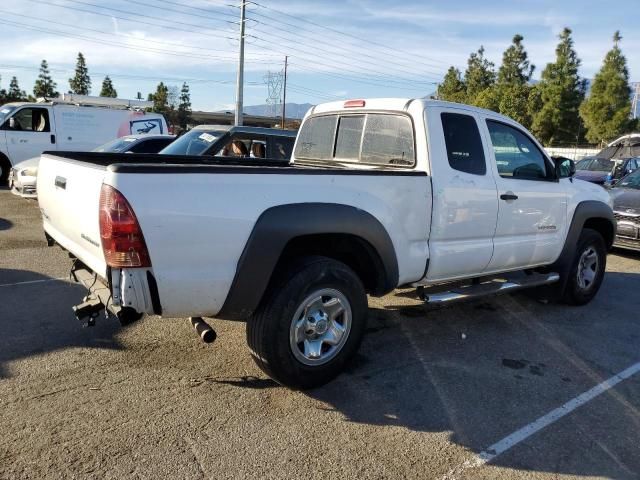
[0,268,123,378]
[0,218,12,231]
[222,271,640,478]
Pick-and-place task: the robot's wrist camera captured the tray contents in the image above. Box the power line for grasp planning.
[248,34,440,88]
[0,17,274,64]
[246,10,445,79]
[248,1,451,70]
[1,10,276,61]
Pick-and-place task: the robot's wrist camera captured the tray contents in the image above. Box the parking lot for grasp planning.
[1,185,639,479]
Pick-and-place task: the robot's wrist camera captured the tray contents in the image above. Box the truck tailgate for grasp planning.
[37,153,108,278]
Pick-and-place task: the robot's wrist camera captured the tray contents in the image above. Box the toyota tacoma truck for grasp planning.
[37,98,615,389]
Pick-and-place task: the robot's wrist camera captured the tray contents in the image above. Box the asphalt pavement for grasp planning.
[1,186,639,479]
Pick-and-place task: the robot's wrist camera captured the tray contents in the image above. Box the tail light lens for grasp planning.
[99,184,151,268]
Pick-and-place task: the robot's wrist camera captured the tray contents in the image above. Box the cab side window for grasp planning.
[9,108,50,132]
[441,112,486,175]
[486,120,549,180]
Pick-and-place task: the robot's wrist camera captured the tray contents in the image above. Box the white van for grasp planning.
[0,94,167,183]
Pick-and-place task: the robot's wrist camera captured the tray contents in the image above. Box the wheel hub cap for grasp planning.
[577,245,598,290]
[290,288,352,366]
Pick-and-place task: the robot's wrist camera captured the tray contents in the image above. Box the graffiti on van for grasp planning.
[130,118,163,135]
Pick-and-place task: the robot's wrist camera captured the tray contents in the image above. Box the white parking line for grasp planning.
[0,277,67,288]
[442,361,640,479]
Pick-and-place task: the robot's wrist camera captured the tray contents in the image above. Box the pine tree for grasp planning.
[491,35,535,128]
[69,52,91,95]
[530,28,586,145]
[177,82,192,128]
[464,46,496,104]
[33,60,59,98]
[437,67,467,104]
[99,76,117,97]
[149,82,169,113]
[7,76,27,102]
[580,31,632,144]
[497,34,534,86]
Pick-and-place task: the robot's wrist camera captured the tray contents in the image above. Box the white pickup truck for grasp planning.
[38,98,615,389]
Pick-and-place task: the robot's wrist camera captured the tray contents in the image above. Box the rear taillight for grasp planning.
[99,184,151,268]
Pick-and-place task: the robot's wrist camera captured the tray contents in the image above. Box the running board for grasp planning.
[419,272,560,305]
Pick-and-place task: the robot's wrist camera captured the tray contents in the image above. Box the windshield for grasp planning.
[92,137,138,153]
[583,158,614,172]
[0,104,17,126]
[617,169,640,190]
[160,129,225,155]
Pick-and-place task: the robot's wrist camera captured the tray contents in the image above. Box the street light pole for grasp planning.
[234,0,246,126]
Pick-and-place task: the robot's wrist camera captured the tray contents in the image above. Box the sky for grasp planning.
[0,0,637,112]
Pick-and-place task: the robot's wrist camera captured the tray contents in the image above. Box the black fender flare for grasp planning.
[550,200,615,292]
[216,203,399,320]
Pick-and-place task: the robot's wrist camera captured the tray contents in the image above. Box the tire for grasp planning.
[561,228,607,305]
[246,256,367,390]
[0,155,10,185]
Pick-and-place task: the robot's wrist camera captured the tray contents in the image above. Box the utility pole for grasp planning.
[281,56,288,129]
[631,82,640,120]
[234,0,246,126]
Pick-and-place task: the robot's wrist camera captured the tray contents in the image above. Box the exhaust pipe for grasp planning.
[190,317,216,344]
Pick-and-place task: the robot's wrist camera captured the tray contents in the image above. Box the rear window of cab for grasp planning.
[294,113,415,167]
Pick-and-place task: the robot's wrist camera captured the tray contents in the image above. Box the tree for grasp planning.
[437,67,467,103]
[33,60,59,98]
[7,76,27,102]
[494,34,535,128]
[530,28,586,145]
[0,76,7,104]
[464,46,496,105]
[580,31,633,144]
[177,82,192,128]
[497,34,534,86]
[69,52,91,95]
[148,82,169,113]
[99,76,117,97]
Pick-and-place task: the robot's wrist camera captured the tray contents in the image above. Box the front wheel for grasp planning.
[246,257,367,389]
[562,228,607,305]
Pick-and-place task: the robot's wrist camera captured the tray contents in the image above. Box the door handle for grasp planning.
[50,134,56,144]
[500,192,518,201]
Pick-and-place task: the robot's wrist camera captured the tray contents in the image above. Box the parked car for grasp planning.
[38,98,614,389]
[9,134,175,198]
[159,125,296,161]
[609,168,640,252]
[574,156,639,185]
[0,94,167,184]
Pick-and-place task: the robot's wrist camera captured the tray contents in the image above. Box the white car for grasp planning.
[38,98,615,389]
[10,134,175,198]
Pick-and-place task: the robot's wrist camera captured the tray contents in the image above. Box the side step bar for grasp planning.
[419,272,560,306]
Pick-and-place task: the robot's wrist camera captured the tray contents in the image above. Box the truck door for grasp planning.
[5,107,55,163]
[424,106,499,282]
[481,118,568,270]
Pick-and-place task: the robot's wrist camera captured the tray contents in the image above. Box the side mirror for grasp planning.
[553,156,575,178]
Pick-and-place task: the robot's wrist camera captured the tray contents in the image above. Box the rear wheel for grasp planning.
[247,256,367,389]
[562,228,606,305]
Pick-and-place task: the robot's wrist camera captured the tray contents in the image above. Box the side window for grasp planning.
[10,108,50,132]
[486,120,548,180]
[269,137,294,160]
[294,115,338,160]
[361,114,414,166]
[128,138,172,153]
[441,112,486,175]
